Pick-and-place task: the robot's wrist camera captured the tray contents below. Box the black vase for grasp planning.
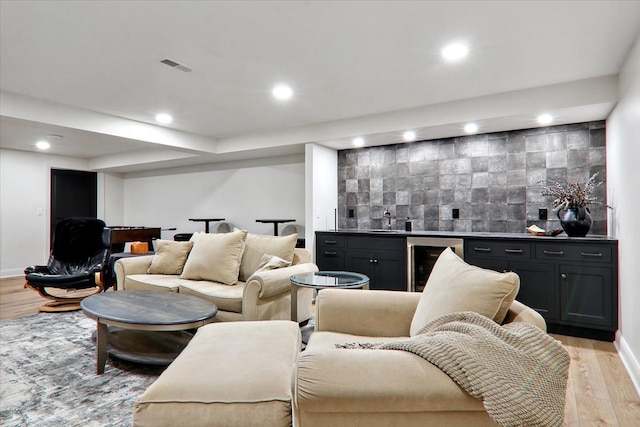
[558,206,592,237]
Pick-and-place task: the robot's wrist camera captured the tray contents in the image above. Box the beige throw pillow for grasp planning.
[147,240,193,275]
[180,230,248,285]
[238,233,297,281]
[409,247,520,336]
[255,254,292,273]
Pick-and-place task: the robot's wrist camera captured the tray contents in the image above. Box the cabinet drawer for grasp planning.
[347,236,405,252]
[317,235,345,248]
[465,240,532,259]
[536,244,612,263]
[317,249,345,271]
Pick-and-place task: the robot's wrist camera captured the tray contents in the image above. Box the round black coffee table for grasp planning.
[81,291,217,374]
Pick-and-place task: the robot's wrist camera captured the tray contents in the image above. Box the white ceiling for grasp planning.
[1,1,639,174]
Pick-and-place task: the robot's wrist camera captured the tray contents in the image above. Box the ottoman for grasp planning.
[133,320,301,427]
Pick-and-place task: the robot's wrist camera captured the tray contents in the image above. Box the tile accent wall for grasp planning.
[338,121,607,235]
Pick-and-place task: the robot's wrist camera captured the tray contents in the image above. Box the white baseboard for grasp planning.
[615,332,640,397]
[1,270,23,279]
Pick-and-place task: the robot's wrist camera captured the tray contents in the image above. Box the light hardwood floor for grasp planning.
[1,276,639,425]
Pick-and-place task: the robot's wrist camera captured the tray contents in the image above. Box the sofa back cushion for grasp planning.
[147,240,193,275]
[238,233,297,281]
[180,230,248,285]
[410,247,520,336]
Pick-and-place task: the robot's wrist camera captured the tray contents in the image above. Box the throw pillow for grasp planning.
[255,254,292,273]
[147,240,194,275]
[238,233,297,281]
[409,247,520,336]
[180,230,248,285]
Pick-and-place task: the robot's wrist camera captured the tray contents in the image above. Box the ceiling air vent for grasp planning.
[160,58,192,73]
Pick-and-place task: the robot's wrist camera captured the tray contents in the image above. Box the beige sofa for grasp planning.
[294,289,546,427]
[115,231,318,322]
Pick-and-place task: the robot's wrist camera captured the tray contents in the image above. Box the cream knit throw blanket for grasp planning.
[337,311,570,427]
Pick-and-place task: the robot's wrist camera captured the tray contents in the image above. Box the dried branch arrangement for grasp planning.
[539,173,610,211]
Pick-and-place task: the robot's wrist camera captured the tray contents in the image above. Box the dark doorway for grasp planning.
[50,169,98,244]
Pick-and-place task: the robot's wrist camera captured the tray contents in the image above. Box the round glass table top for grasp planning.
[290,271,370,289]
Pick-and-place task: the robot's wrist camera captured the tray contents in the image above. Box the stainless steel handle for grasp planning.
[325,240,337,244]
[429,254,440,258]
[473,247,491,252]
[324,251,337,256]
[504,249,523,254]
[561,273,567,279]
[581,252,603,257]
[544,250,564,255]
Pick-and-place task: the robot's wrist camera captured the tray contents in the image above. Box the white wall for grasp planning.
[123,155,305,240]
[305,143,338,258]
[0,149,125,277]
[606,33,640,393]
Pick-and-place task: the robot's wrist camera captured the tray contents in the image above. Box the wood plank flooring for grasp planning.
[1,276,638,425]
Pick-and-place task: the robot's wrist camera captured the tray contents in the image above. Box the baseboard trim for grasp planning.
[615,332,640,397]
[1,271,23,279]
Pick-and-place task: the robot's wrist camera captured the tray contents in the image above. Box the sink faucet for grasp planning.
[383,208,392,230]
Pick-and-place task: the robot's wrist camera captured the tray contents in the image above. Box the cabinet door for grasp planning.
[345,250,376,284]
[560,265,613,328]
[374,251,407,291]
[510,262,557,321]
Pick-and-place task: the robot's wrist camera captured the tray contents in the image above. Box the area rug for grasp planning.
[0,311,164,427]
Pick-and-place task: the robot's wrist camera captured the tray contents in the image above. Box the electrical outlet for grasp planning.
[539,208,548,220]
[452,208,460,219]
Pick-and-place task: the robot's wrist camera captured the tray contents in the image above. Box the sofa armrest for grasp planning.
[503,300,547,332]
[315,289,421,337]
[114,255,154,290]
[293,248,311,264]
[245,262,319,299]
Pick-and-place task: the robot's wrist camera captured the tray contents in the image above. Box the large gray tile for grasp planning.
[546,132,567,151]
[525,134,545,152]
[546,150,568,168]
[472,157,489,172]
[590,128,606,147]
[507,153,525,170]
[472,172,489,188]
[567,130,589,149]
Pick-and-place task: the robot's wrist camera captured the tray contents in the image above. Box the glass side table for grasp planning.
[290,271,370,322]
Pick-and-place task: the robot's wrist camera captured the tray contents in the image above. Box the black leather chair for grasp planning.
[24,217,112,312]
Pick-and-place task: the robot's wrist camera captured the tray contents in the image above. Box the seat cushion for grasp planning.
[125,274,181,292]
[410,248,519,336]
[298,331,486,413]
[179,280,245,313]
[133,320,301,427]
[147,240,193,275]
[239,233,297,281]
[180,230,247,285]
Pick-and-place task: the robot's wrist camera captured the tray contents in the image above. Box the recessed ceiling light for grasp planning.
[36,140,50,150]
[272,84,293,101]
[464,123,478,134]
[403,130,416,142]
[442,43,468,61]
[155,113,173,124]
[537,113,553,125]
[353,137,365,147]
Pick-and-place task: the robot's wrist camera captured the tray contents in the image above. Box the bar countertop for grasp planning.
[320,229,618,242]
